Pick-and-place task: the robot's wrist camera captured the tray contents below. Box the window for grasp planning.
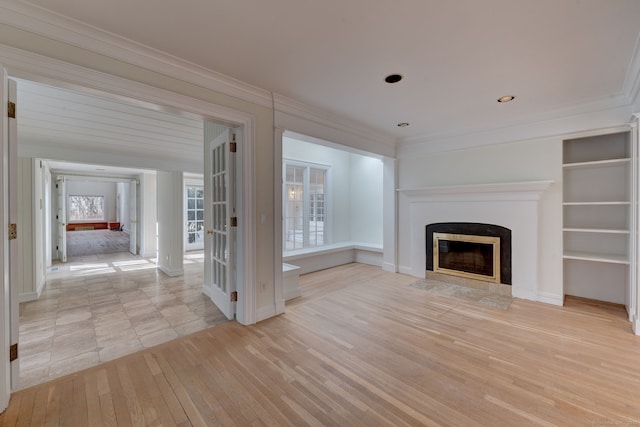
[186,186,205,244]
[284,162,328,250]
[68,195,105,221]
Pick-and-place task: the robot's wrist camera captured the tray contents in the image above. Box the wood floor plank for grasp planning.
[2,263,640,425]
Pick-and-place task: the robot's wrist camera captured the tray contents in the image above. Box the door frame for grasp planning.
[0,45,258,405]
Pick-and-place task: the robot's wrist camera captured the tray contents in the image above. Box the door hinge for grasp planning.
[230,216,238,227]
[7,101,15,119]
[230,291,238,302]
[8,223,16,240]
[9,343,17,362]
[229,141,237,153]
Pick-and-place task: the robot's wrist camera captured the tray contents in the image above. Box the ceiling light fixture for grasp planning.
[397,122,410,127]
[385,73,403,84]
[497,95,516,103]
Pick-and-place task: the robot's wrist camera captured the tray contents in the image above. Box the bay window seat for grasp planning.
[283,241,383,276]
[67,221,119,231]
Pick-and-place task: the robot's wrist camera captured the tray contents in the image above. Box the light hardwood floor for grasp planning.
[2,263,640,426]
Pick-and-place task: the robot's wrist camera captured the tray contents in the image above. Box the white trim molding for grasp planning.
[398,180,555,304]
[398,180,554,201]
[0,44,258,326]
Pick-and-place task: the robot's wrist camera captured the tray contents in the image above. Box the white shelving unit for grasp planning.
[562,131,631,304]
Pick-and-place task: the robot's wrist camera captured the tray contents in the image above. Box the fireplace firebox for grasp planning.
[426,223,511,285]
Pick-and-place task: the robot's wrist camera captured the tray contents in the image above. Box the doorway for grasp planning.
[5,72,253,398]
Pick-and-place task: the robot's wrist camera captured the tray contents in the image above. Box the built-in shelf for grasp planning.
[562,158,630,169]
[563,228,629,234]
[563,251,629,265]
[562,201,630,206]
[562,131,632,304]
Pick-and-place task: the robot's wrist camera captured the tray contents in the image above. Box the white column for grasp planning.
[274,128,285,314]
[382,156,397,272]
[157,171,184,276]
[139,172,157,257]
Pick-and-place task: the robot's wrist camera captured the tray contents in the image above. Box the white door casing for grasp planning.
[0,71,19,411]
[56,176,66,262]
[129,179,137,255]
[0,64,9,414]
[7,78,18,391]
[204,129,236,320]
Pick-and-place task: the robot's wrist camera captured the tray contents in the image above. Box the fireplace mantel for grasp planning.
[398,179,560,305]
[398,180,554,201]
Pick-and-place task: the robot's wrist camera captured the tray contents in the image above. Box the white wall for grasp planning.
[17,158,34,298]
[65,179,118,222]
[350,155,383,245]
[282,137,383,246]
[140,172,157,257]
[116,181,130,232]
[397,137,563,302]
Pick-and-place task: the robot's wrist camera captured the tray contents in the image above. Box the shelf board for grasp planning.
[563,228,629,234]
[563,158,630,169]
[563,201,630,206]
[563,251,629,265]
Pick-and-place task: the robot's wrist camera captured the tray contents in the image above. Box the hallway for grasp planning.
[66,229,130,258]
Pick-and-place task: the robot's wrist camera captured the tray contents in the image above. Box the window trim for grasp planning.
[67,194,106,222]
[283,159,331,251]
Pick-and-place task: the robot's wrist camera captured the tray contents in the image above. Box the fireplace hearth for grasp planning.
[426,223,511,285]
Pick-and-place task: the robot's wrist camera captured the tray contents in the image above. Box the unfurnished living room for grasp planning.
[1,0,640,425]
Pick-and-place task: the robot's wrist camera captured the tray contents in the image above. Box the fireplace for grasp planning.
[426,223,511,285]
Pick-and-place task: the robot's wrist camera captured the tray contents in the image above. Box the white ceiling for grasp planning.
[12,0,640,144]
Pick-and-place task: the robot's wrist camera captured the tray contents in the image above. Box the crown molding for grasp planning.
[274,93,396,158]
[399,34,640,156]
[622,33,640,111]
[0,1,393,154]
[397,100,634,158]
[0,1,272,108]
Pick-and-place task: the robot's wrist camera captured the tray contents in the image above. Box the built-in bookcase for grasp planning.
[562,131,631,304]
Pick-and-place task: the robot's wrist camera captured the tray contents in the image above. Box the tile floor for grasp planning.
[410,278,513,309]
[18,251,229,389]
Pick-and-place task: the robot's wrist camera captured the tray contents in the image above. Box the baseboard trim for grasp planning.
[381,262,397,273]
[398,265,419,276]
[256,304,277,323]
[18,292,38,303]
[158,266,184,277]
[536,292,564,306]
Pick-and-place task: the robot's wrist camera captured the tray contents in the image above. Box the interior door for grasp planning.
[204,129,236,320]
[129,180,137,254]
[56,176,67,262]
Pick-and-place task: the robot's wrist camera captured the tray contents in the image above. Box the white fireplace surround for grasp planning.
[398,180,555,303]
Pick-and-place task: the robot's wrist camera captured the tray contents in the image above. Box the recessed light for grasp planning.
[497,95,516,103]
[385,74,403,84]
[397,122,410,127]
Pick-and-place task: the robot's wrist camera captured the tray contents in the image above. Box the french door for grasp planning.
[204,129,236,320]
[185,185,205,251]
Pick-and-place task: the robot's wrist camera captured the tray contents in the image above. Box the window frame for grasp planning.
[185,184,205,248]
[67,194,106,222]
[283,159,330,251]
